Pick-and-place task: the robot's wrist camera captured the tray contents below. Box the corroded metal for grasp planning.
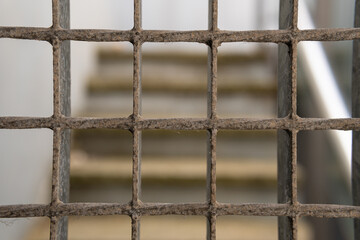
[207,2,218,238]
[353,0,360,239]
[3,28,360,43]
[3,203,360,218]
[1,0,360,239]
[2,116,360,130]
[50,0,71,239]
[131,1,142,240]
[278,0,298,239]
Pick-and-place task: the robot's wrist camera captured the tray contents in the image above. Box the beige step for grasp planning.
[97,48,267,65]
[87,75,276,95]
[26,215,313,240]
[70,152,277,187]
[81,47,276,119]
[71,130,277,160]
[94,48,275,95]
[80,92,276,119]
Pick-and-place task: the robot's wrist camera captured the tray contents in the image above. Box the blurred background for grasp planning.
[0,0,356,239]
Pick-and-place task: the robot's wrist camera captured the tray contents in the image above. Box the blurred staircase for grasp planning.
[27,46,310,239]
[70,45,279,203]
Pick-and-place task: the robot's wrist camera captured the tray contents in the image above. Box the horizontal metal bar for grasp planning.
[2,203,360,218]
[2,27,360,43]
[1,116,360,131]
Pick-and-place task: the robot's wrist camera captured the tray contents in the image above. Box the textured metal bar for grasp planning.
[131,215,140,240]
[207,1,218,239]
[4,27,360,43]
[50,129,63,239]
[353,0,360,239]
[208,0,218,31]
[278,0,298,239]
[52,0,60,29]
[3,117,360,130]
[206,129,217,206]
[131,1,142,239]
[50,216,67,240]
[3,203,360,218]
[277,129,295,239]
[206,129,217,240]
[130,135,142,237]
[207,41,218,119]
[50,0,70,239]
[134,0,141,31]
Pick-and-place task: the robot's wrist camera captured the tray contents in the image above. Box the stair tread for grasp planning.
[70,152,277,186]
[80,93,276,119]
[97,48,268,64]
[26,215,312,240]
[87,75,276,94]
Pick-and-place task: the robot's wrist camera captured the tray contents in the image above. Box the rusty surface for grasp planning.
[278,0,298,239]
[49,0,71,239]
[353,0,360,239]
[2,116,360,130]
[1,0,360,239]
[3,27,360,43]
[206,2,218,238]
[3,203,360,218]
[131,1,142,239]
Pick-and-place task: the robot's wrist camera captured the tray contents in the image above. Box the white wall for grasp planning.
[0,1,53,239]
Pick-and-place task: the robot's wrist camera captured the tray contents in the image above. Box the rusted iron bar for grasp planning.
[1,117,360,131]
[3,27,360,43]
[3,203,360,218]
[278,0,299,239]
[49,0,70,239]
[206,128,217,240]
[131,1,142,239]
[353,0,360,239]
[207,1,218,239]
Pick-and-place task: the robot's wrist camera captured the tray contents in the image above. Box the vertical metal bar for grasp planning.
[207,41,218,120]
[208,0,218,32]
[50,0,70,239]
[207,2,218,239]
[278,0,298,239]
[352,1,360,239]
[207,129,217,240]
[279,0,298,31]
[208,0,218,119]
[131,124,141,204]
[134,0,142,31]
[52,0,60,29]
[131,127,141,240]
[277,129,295,240]
[131,1,142,240]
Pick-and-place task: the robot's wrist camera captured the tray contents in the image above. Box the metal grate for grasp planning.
[1,0,360,239]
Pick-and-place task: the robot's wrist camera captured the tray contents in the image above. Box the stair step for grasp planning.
[87,76,276,95]
[71,129,277,159]
[97,48,267,65]
[26,215,312,240]
[80,47,277,119]
[70,153,277,187]
[95,49,275,92]
[80,92,276,119]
